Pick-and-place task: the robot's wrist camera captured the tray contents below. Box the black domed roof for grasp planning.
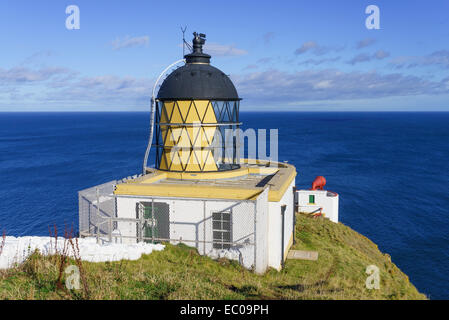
[157,64,239,100]
[157,32,240,101]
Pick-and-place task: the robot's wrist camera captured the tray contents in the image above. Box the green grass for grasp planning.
[0,214,426,300]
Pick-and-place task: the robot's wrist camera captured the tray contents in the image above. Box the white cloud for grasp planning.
[374,50,390,59]
[313,80,333,89]
[1,60,447,111]
[347,50,390,65]
[233,69,448,104]
[391,50,449,69]
[295,41,320,55]
[347,53,371,65]
[20,51,54,66]
[45,74,152,106]
[263,32,275,45]
[0,66,71,83]
[243,64,258,70]
[0,63,152,109]
[203,43,247,57]
[257,57,273,64]
[111,35,149,50]
[298,57,341,66]
[356,38,376,49]
[294,41,344,56]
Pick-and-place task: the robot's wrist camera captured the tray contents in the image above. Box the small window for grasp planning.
[309,195,315,204]
[212,211,232,249]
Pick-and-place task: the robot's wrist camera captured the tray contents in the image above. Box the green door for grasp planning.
[309,195,315,204]
[144,205,158,241]
[141,202,170,243]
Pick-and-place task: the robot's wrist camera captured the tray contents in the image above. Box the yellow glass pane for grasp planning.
[192,100,210,122]
[184,150,201,171]
[162,127,176,146]
[169,126,183,146]
[195,127,207,147]
[170,101,184,123]
[185,103,200,122]
[177,100,193,122]
[160,126,170,145]
[169,150,184,171]
[161,101,175,123]
[202,127,217,146]
[159,150,169,170]
[177,127,191,148]
[202,101,217,123]
[186,126,201,147]
[201,150,218,171]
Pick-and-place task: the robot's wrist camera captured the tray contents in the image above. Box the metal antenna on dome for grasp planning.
[181,26,192,57]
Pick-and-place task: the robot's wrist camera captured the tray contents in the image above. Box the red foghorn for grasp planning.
[311,176,326,190]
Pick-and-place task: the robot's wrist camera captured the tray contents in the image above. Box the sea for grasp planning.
[0,111,448,299]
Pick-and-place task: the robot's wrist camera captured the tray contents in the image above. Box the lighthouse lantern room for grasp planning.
[154,32,241,172]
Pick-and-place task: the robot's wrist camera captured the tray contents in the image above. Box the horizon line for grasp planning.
[1,110,449,113]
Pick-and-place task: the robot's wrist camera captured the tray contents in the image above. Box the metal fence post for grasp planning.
[203,200,206,255]
[254,201,257,272]
[293,186,297,245]
[140,202,144,243]
[281,205,286,269]
[109,218,113,243]
[96,187,100,244]
[151,198,155,244]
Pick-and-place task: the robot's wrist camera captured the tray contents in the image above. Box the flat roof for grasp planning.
[114,161,297,202]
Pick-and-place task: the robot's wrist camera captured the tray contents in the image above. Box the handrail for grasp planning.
[143,59,186,174]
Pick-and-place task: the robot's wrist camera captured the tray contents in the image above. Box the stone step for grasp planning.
[287,250,318,261]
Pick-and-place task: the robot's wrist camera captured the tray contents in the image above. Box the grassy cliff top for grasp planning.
[0,214,426,300]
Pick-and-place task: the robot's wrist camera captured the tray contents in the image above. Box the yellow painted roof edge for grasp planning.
[114,183,262,201]
[116,160,297,202]
[140,165,280,181]
[267,168,297,202]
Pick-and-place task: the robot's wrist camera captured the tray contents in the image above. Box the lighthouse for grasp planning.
[78,33,339,273]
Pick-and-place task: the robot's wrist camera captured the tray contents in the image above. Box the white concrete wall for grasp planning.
[255,188,269,274]
[115,195,258,269]
[115,185,294,272]
[297,190,339,223]
[115,197,139,244]
[204,199,256,270]
[169,199,205,252]
[267,179,295,270]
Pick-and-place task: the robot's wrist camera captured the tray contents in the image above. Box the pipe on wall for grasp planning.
[293,186,297,245]
[281,205,286,268]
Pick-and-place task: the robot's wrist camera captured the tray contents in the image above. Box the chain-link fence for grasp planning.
[78,181,269,273]
[78,180,116,241]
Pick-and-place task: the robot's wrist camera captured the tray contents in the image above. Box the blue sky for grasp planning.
[0,0,448,111]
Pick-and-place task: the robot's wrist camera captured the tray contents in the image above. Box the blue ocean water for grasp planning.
[0,112,448,299]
